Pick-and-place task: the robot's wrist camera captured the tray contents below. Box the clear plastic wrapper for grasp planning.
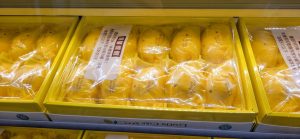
[0,127,80,139]
[249,28,300,112]
[0,23,69,100]
[57,22,244,110]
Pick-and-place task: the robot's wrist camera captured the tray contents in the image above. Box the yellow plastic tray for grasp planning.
[0,16,79,112]
[44,16,257,122]
[83,130,209,139]
[238,17,300,127]
[0,126,83,139]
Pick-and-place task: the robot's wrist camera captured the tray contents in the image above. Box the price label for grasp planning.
[85,25,132,81]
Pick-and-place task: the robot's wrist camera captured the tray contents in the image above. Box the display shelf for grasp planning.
[0,2,299,138]
[0,0,299,9]
[0,8,299,17]
[0,120,299,139]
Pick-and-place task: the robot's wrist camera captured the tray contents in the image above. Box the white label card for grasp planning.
[271,26,300,85]
[85,25,132,81]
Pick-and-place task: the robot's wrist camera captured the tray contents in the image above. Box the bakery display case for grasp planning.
[0,0,299,138]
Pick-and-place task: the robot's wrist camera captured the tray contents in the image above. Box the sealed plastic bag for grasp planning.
[0,24,69,100]
[101,58,136,105]
[57,22,244,110]
[206,61,241,109]
[138,27,170,63]
[251,30,280,70]
[131,66,167,107]
[62,59,99,103]
[201,23,233,64]
[249,27,300,112]
[170,26,201,62]
[166,60,207,109]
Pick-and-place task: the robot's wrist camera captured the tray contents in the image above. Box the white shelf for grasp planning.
[0,120,299,139]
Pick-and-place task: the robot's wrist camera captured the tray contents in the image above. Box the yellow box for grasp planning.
[83,130,209,139]
[0,126,83,139]
[0,16,78,119]
[238,17,300,129]
[44,16,257,128]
